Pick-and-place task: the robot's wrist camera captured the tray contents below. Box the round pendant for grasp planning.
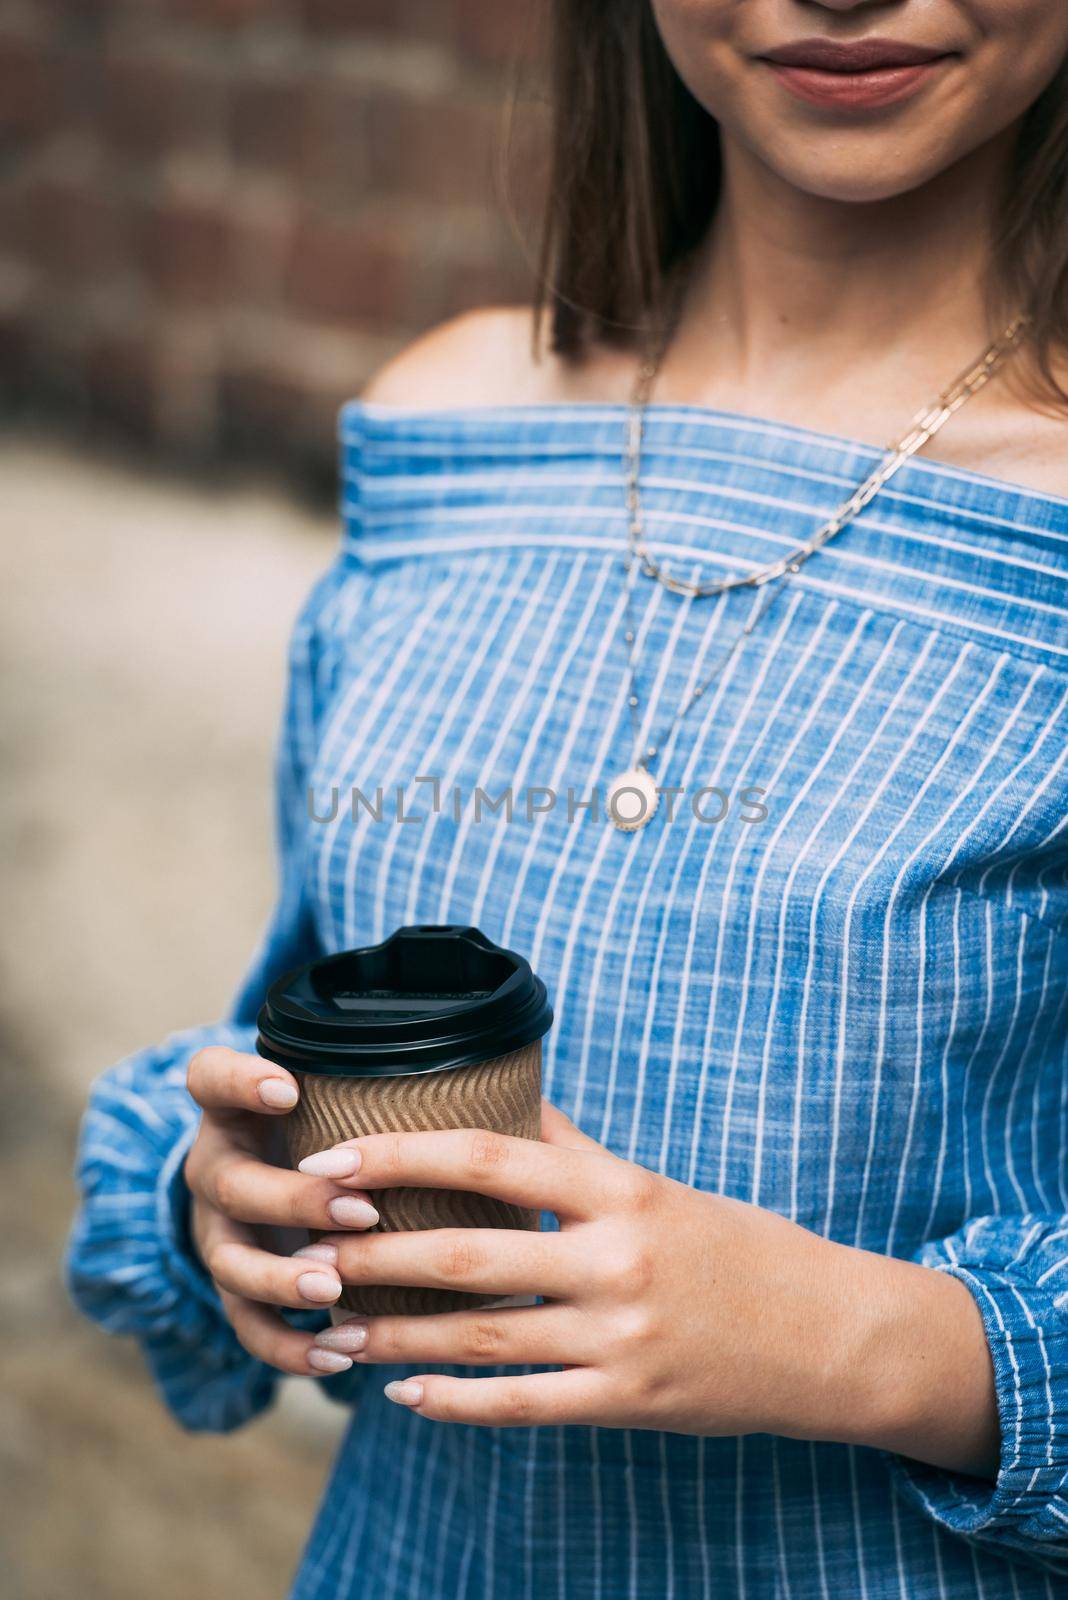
[607,765,659,832]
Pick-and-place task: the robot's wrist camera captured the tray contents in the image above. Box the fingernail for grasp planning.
[384,1380,423,1407]
[315,1320,369,1353]
[299,1147,362,1178]
[292,1242,338,1264]
[308,1348,353,1374]
[258,1078,298,1109]
[327,1196,380,1228]
[296,1271,342,1304]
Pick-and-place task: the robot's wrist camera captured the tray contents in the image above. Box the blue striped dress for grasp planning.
[69,401,1068,1599]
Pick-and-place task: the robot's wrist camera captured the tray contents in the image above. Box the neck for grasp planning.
[671,130,1017,411]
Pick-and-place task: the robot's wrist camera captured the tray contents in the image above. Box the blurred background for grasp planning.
[0,3,544,1596]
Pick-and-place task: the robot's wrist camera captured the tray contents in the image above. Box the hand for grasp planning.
[304,1101,999,1474]
[183,1046,381,1376]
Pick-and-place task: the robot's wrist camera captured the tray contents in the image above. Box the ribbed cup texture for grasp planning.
[285,1041,542,1315]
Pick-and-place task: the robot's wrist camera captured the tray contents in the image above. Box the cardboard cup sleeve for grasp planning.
[285,1041,543,1316]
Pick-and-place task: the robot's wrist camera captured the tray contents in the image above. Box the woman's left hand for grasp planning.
[306,1100,997,1470]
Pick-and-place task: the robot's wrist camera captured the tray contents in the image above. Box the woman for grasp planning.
[69,2,1068,1596]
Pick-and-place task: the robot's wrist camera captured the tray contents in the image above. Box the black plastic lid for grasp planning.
[255,925,553,1077]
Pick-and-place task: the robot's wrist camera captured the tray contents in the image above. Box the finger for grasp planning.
[205,1235,345,1310]
[539,1099,605,1153]
[316,1128,631,1220]
[329,1226,578,1299]
[195,1146,381,1232]
[219,1290,350,1377]
[187,1045,300,1116]
[315,1303,589,1366]
[194,1201,345,1309]
[381,1367,607,1426]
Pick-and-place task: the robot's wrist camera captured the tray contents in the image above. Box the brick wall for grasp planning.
[0,0,547,490]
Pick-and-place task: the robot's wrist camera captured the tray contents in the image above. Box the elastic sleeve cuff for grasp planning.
[888,1259,1068,1554]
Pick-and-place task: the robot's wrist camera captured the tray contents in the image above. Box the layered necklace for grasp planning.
[605,285,1030,832]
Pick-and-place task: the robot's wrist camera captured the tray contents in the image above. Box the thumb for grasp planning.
[539,1097,605,1153]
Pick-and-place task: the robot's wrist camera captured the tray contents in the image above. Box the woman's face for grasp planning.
[650,0,1068,201]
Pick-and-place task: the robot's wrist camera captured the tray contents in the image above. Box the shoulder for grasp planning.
[357,305,637,409]
[929,377,1068,501]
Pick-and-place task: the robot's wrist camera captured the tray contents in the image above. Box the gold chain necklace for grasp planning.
[607,296,1030,832]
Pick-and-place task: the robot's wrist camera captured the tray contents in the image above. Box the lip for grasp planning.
[757,37,954,111]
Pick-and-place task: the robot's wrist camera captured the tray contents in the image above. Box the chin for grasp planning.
[758,142,962,206]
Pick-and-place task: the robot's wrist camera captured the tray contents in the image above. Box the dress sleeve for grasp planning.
[888,1215,1068,1573]
[65,557,355,1433]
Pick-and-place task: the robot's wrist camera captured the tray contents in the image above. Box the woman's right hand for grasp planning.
[183,1046,380,1376]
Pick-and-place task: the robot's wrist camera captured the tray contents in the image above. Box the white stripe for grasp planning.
[789,631,942,1221]
[313,569,468,948]
[343,466,1068,584]
[344,399,1068,519]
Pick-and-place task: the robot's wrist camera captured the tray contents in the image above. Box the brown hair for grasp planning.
[531,0,1068,411]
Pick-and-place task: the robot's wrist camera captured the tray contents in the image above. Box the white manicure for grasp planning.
[308,1348,353,1374]
[297,1271,342,1303]
[299,1147,362,1178]
[258,1079,298,1109]
[292,1242,338,1263]
[384,1380,424,1406]
[327,1196,380,1228]
[315,1321,369,1353]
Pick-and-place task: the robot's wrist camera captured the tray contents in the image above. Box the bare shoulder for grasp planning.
[357,305,636,410]
[920,345,1068,501]
[1001,410,1068,500]
[989,350,1068,499]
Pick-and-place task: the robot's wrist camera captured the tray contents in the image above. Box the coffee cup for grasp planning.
[256,925,553,1317]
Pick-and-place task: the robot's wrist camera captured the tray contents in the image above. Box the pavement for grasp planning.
[0,433,349,1600]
